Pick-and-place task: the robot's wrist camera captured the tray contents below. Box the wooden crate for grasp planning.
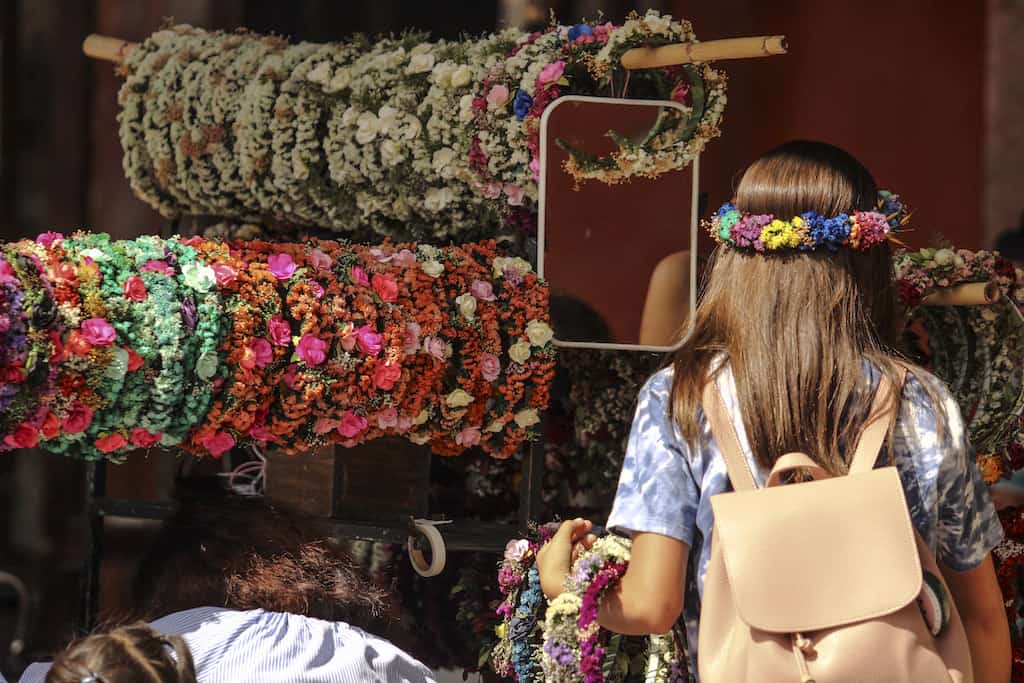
[264,439,432,521]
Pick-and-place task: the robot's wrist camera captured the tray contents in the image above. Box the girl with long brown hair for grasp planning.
[537,140,1010,681]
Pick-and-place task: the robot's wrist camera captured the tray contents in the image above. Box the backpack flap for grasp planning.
[709,466,922,634]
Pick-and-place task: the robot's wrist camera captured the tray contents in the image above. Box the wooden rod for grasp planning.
[620,35,787,70]
[920,281,1002,306]
[83,34,137,63]
[84,32,788,70]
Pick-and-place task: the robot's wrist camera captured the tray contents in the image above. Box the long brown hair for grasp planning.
[45,623,196,683]
[672,140,911,474]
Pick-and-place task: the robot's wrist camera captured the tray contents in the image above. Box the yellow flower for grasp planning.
[495,623,508,639]
[760,219,803,250]
[445,388,474,408]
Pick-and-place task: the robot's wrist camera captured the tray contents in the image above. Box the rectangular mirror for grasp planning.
[537,96,699,351]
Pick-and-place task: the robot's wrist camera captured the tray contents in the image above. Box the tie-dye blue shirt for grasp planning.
[607,363,1003,679]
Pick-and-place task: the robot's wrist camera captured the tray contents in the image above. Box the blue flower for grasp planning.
[808,213,851,251]
[567,23,593,42]
[513,89,533,121]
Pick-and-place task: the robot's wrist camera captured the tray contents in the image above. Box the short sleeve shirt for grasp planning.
[606,363,1004,679]
[18,608,437,683]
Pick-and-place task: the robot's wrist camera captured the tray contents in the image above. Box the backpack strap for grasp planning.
[848,366,908,474]
[702,378,758,492]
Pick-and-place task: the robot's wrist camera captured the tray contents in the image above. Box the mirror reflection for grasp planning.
[540,98,696,350]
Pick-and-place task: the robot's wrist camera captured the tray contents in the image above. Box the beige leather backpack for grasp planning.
[697,372,974,683]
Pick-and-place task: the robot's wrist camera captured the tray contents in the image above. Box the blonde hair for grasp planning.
[671,140,920,473]
[45,623,196,683]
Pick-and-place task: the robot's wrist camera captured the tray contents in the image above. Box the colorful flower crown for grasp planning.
[709,191,909,253]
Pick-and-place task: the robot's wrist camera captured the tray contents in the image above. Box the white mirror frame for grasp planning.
[537,95,699,352]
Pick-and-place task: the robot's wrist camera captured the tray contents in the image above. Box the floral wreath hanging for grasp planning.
[492,530,687,683]
[895,247,1024,482]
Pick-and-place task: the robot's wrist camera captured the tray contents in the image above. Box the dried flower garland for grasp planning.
[0,232,554,460]
[896,247,1024,482]
[117,11,727,242]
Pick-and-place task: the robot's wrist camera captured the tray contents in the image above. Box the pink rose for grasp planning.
[350,266,369,287]
[504,538,531,564]
[130,428,162,448]
[95,433,128,454]
[456,426,481,447]
[296,334,328,366]
[4,424,39,450]
[0,316,9,333]
[339,323,358,353]
[538,60,566,86]
[0,259,14,283]
[268,253,297,280]
[267,316,292,346]
[402,321,421,355]
[202,431,235,458]
[395,415,413,433]
[530,157,541,181]
[180,235,204,247]
[212,263,237,286]
[470,279,496,301]
[80,318,116,346]
[35,231,64,247]
[373,362,401,390]
[249,425,276,443]
[482,182,502,199]
[309,248,332,272]
[479,352,501,382]
[376,407,398,429]
[125,347,144,372]
[62,404,94,434]
[423,336,450,360]
[308,280,325,299]
[372,273,399,302]
[356,325,382,356]
[141,260,174,276]
[392,249,418,268]
[486,84,510,109]
[503,184,525,206]
[242,338,274,369]
[314,418,340,435]
[338,411,368,438]
[122,276,148,302]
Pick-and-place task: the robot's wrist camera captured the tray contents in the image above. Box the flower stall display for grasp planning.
[116,11,727,243]
[0,232,554,460]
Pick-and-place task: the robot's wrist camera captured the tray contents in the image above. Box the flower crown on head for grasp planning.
[708,191,909,253]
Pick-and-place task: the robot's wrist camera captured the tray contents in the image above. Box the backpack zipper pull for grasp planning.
[791,632,815,683]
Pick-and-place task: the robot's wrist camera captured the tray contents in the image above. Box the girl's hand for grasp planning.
[537,518,596,599]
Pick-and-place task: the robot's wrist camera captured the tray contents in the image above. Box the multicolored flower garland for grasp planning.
[0,232,555,461]
[117,11,727,243]
[709,191,909,254]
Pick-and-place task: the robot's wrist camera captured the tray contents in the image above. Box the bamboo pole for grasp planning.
[621,35,786,70]
[83,33,787,69]
[920,281,1002,306]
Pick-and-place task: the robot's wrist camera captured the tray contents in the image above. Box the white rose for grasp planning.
[432,147,456,174]
[409,432,432,445]
[450,64,473,88]
[418,244,440,259]
[459,94,475,123]
[485,420,505,433]
[380,139,403,167]
[306,61,332,85]
[456,293,477,320]
[933,248,955,266]
[525,320,553,347]
[326,67,351,92]
[421,260,445,278]
[508,340,531,364]
[446,388,475,408]
[514,408,541,428]
[355,111,380,144]
[413,409,430,425]
[402,116,423,140]
[80,248,107,262]
[492,256,533,278]
[407,52,435,74]
[411,42,433,55]
[432,62,456,88]
[643,12,673,34]
[378,105,401,136]
[424,187,454,212]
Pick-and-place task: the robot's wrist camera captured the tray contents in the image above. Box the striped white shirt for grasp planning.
[19,607,437,683]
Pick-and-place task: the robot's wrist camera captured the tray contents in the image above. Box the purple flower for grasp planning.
[180,295,198,332]
[731,214,772,252]
[543,640,576,667]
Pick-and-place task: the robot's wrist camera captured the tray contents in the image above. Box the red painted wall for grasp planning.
[677,0,986,250]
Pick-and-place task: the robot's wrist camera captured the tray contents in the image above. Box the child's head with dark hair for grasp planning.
[45,623,195,683]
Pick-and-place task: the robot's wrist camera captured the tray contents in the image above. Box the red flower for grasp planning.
[5,424,39,449]
[371,273,399,302]
[122,276,148,302]
[130,428,162,448]
[373,362,402,390]
[202,431,235,457]
[95,433,128,454]
[66,330,93,356]
[62,403,94,434]
[125,347,144,372]
[41,412,60,440]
